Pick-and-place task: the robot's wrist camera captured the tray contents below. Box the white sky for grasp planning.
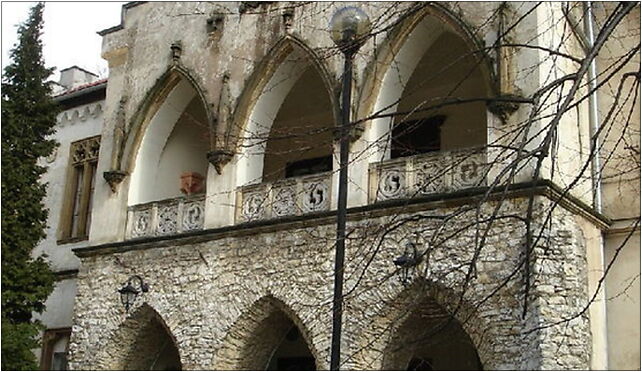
[2,1,126,81]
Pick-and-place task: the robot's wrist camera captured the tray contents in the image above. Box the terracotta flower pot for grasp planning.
[180,172,204,195]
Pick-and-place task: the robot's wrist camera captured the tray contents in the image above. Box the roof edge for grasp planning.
[97,2,147,36]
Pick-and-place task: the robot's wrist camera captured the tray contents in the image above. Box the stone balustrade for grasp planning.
[369,147,489,202]
[236,172,332,223]
[125,149,490,238]
[126,194,205,239]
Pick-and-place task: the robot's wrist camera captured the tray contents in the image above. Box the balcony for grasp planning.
[126,194,205,239]
[124,148,490,240]
[236,172,332,223]
[368,147,489,202]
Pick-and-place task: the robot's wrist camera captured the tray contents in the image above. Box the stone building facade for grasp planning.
[33,2,639,370]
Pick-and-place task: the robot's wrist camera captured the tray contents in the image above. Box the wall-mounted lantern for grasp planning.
[393,240,424,286]
[118,275,149,312]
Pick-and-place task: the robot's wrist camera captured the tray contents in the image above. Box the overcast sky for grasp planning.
[2,2,126,81]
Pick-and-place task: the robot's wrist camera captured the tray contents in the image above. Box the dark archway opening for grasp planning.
[392,31,487,159]
[267,322,316,370]
[215,298,319,370]
[121,312,182,370]
[383,297,481,371]
[262,66,334,183]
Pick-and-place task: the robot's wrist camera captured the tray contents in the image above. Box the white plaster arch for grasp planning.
[362,13,493,164]
[364,17,448,163]
[235,47,315,187]
[128,79,197,205]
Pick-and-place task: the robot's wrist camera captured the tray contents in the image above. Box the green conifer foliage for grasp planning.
[1,3,58,369]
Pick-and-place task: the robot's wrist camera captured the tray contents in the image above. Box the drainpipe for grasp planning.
[584,1,602,213]
[583,2,608,369]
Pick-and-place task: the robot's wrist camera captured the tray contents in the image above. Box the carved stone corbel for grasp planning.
[491,2,521,123]
[487,94,522,123]
[103,170,128,193]
[207,149,234,174]
[282,8,294,30]
[332,124,364,145]
[170,41,182,64]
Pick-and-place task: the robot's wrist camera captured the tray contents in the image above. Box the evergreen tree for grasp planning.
[1,3,57,369]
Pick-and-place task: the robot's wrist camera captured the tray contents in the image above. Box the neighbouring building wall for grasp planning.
[594,4,641,370]
[32,68,105,368]
[605,228,641,369]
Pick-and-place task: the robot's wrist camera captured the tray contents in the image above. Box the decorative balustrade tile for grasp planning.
[272,184,297,217]
[127,196,205,239]
[414,156,448,195]
[241,188,268,222]
[237,172,332,223]
[377,167,406,201]
[301,178,330,213]
[370,147,488,202]
[131,209,151,238]
[157,205,178,235]
[182,201,204,231]
[451,150,487,189]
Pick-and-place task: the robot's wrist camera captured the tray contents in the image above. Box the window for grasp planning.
[285,155,333,178]
[391,115,446,159]
[59,136,100,243]
[40,328,71,370]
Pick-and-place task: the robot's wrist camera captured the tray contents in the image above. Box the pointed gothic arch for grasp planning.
[125,66,213,204]
[212,295,322,370]
[117,65,215,177]
[352,280,490,370]
[358,5,496,163]
[94,303,182,370]
[229,34,339,151]
[232,35,340,186]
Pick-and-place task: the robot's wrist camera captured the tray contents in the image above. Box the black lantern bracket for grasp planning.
[118,275,149,312]
[393,237,426,286]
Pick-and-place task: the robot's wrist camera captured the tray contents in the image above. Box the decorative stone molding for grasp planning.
[103,170,128,193]
[369,148,489,202]
[126,195,205,239]
[206,13,224,33]
[282,8,294,30]
[207,149,234,174]
[57,102,103,127]
[237,172,332,223]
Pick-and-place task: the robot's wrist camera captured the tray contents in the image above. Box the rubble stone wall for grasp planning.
[69,195,592,370]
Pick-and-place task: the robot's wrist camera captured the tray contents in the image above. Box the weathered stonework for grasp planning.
[69,195,592,370]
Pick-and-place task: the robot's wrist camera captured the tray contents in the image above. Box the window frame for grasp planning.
[57,135,100,244]
[40,327,71,370]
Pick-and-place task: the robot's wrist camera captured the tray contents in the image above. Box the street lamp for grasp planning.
[118,275,149,312]
[328,6,371,371]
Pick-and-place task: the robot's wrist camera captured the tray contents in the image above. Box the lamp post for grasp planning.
[328,6,371,370]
